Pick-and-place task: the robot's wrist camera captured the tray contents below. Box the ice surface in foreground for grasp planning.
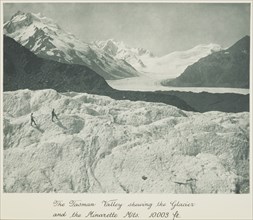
[3,89,249,193]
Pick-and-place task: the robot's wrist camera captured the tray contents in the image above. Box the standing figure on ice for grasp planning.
[52,108,59,122]
[30,113,37,126]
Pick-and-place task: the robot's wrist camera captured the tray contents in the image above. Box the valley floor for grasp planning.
[3,89,249,193]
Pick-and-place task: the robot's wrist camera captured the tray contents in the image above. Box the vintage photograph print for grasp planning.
[2,2,250,194]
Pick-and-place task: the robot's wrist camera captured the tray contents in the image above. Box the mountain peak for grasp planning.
[4,11,59,34]
[101,39,120,56]
[11,10,25,18]
[241,35,250,40]
[227,35,250,54]
[93,38,154,60]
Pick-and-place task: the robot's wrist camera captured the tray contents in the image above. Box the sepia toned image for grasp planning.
[2,2,250,194]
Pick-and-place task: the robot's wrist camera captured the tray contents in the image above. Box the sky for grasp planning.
[3,3,251,56]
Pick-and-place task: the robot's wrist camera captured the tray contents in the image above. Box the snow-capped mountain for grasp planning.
[93,39,154,69]
[4,11,139,80]
[93,39,222,79]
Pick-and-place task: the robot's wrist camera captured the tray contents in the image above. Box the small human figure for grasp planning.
[52,108,59,122]
[30,113,37,126]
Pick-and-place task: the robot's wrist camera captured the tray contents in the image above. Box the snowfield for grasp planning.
[3,89,249,193]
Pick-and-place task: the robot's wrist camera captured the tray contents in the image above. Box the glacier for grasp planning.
[94,39,223,90]
[3,89,249,193]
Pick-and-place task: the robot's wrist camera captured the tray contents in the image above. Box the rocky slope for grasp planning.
[3,89,249,193]
[4,11,139,80]
[4,35,112,93]
[163,36,250,88]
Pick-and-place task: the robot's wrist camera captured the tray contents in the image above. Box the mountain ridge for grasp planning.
[3,35,113,93]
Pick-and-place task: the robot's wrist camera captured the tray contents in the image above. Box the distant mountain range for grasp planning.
[93,39,154,70]
[93,39,222,79]
[4,11,224,82]
[4,11,138,80]
[163,36,250,88]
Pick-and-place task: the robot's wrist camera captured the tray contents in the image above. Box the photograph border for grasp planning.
[0,0,252,219]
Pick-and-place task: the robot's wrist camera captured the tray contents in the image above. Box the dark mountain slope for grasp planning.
[163,36,250,88]
[4,35,111,93]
